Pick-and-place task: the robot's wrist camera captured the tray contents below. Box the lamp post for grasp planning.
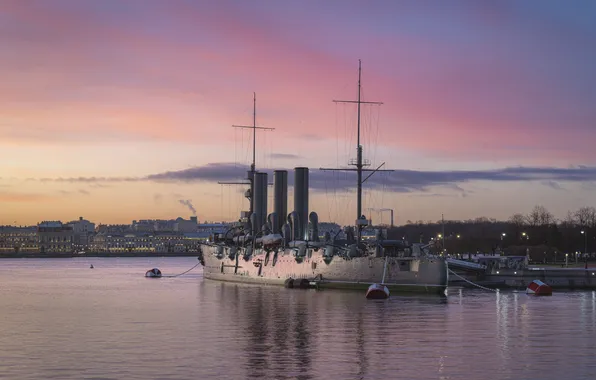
[565,253,569,268]
[582,230,588,267]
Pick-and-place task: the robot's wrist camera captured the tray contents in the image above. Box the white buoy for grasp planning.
[145,268,162,278]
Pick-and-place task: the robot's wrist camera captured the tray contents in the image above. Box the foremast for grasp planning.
[218,93,274,220]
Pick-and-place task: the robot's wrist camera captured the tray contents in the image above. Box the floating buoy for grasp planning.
[145,268,162,278]
[526,279,552,296]
[366,283,390,299]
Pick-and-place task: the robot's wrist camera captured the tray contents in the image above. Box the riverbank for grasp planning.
[0,252,199,259]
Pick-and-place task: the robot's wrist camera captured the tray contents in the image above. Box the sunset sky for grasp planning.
[1,0,595,226]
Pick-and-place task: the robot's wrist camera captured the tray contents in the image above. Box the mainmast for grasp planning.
[251,92,257,173]
[219,93,274,217]
[321,60,390,243]
[355,60,364,222]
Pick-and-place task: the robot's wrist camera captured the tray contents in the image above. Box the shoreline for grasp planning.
[0,252,199,259]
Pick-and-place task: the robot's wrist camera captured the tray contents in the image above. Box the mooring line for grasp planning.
[448,268,498,292]
[161,262,202,278]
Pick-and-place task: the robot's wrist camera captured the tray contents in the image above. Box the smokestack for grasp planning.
[252,172,268,236]
[273,170,288,233]
[293,167,309,240]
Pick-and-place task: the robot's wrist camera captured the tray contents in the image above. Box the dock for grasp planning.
[448,255,596,290]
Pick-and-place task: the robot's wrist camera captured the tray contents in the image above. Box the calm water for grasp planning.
[1,257,595,380]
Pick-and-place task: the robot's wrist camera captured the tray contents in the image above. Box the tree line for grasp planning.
[385,205,596,259]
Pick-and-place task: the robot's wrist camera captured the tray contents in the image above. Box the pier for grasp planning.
[449,255,596,290]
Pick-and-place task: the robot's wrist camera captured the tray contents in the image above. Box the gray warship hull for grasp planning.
[200,245,448,295]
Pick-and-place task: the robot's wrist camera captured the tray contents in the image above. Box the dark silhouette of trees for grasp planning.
[385,205,595,260]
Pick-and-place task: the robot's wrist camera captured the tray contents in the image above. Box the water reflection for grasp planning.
[294,303,312,380]
[2,259,596,380]
[355,309,367,380]
[245,288,269,379]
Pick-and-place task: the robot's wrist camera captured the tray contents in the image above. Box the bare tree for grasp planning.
[474,217,490,224]
[527,205,555,227]
[575,207,596,228]
[562,211,577,227]
[509,212,526,240]
[509,213,526,227]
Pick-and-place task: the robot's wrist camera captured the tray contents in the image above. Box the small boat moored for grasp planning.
[526,279,552,296]
[145,268,162,278]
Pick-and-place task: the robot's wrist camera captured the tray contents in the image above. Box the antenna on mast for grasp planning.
[320,60,392,243]
[219,92,274,217]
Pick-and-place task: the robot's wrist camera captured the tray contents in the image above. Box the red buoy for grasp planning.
[366,283,390,299]
[526,279,552,296]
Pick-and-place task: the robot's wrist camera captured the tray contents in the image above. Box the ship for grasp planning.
[198,60,448,295]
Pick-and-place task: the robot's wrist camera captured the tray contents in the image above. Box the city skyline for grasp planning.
[1,1,596,225]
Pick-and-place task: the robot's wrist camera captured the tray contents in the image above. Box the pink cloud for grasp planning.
[1,0,594,165]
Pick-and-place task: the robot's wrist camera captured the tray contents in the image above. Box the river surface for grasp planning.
[0,257,594,380]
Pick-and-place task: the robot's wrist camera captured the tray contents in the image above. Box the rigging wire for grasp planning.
[228,185,231,221]
[335,102,339,168]
[234,124,238,168]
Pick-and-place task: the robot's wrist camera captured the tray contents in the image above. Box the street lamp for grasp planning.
[581,230,587,257]
[565,253,569,267]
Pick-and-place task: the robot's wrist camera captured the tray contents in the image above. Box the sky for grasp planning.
[1,0,596,226]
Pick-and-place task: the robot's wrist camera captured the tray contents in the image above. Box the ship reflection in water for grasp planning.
[197,280,596,380]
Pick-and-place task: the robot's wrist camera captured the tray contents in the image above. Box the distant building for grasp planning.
[131,220,154,233]
[0,226,38,253]
[174,216,198,233]
[154,220,176,232]
[153,233,188,253]
[96,224,131,235]
[66,216,95,251]
[37,221,74,253]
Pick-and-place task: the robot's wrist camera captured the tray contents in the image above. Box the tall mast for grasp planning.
[220,93,274,217]
[321,60,388,243]
[252,92,256,173]
[356,60,363,223]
